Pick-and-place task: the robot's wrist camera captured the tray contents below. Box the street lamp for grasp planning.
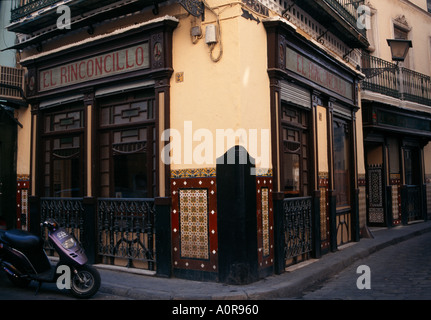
[386,39,412,101]
[386,39,412,62]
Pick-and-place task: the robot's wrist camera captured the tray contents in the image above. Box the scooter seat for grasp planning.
[4,229,42,249]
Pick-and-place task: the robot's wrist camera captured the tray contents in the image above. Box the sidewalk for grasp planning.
[96,220,431,300]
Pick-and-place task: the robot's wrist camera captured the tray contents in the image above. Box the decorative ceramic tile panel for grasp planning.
[171,168,216,178]
[256,176,274,269]
[261,187,270,256]
[16,178,30,230]
[319,173,330,250]
[358,185,367,227]
[171,175,218,273]
[392,186,401,225]
[179,189,209,260]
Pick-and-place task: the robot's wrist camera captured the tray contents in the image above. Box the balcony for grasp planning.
[361,52,431,107]
[291,0,369,49]
[7,0,165,49]
[0,66,25,107]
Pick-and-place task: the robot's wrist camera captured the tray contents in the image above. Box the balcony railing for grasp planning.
[362,53,431,106]
[0,65,25,102]
[8,0,159,36]
[10,0,59,22]
[325,0,366,36]
[402,68,431,106]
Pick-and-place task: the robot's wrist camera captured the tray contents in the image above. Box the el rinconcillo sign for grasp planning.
[39,42,150,92]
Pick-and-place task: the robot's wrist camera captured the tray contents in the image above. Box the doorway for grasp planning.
[333,117,353,245]
[365,143,386,226]
[403,146,423,222]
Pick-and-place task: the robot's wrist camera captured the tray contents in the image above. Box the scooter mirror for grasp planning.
[42,219,59,231]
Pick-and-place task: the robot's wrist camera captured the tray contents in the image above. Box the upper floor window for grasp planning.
[393,20,411,68]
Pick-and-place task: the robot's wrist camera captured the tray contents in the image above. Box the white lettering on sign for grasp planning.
[39,43,150,91]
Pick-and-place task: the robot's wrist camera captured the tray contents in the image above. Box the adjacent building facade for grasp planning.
[3,0,430,283]
[361,0,431,227]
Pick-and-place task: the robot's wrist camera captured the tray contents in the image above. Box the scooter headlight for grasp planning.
[62,237,76,249]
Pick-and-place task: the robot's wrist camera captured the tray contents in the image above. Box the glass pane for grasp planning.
[53,158,81,197]
[283,153,300,195]
[334,121,350,207]
[113,153,148,198]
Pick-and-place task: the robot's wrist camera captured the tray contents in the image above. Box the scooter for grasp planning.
[0,219,101,299]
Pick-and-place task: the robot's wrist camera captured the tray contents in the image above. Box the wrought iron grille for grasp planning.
[283,197,313,264]
[324,0,367,37]
[361,53,399,99]
[401,68,431,106]
[10,0,60,22]
[362,52,431,106]
[406,186,422,222]
[40,197,84,255]
[97,198,156,270]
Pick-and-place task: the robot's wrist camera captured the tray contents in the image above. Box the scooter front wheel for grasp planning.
[70,264,101,299]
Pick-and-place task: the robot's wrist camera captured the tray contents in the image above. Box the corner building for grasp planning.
[8,0,374,283]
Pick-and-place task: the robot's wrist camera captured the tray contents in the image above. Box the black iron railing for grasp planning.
[39,197,156,270]
[97,198,156,270]
[325,0,367,37]
[401,68,431,106]
[283,196,313,264]
[361,53,399,98]
[362,52,431,106]
[10,0,60,22]
[405,186,422,222]
[40,197,84,255]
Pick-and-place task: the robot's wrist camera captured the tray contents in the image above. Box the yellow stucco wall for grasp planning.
[169,2,271,170]
[15,106,31,178]
[16,0,373,183]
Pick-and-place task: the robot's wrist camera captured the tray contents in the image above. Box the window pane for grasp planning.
[283,153,300,195]
[53,158,81,197]
[113,153,148,198]
[334,121,350,207]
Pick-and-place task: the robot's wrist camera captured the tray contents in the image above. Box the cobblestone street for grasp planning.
[296,229,431,300]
